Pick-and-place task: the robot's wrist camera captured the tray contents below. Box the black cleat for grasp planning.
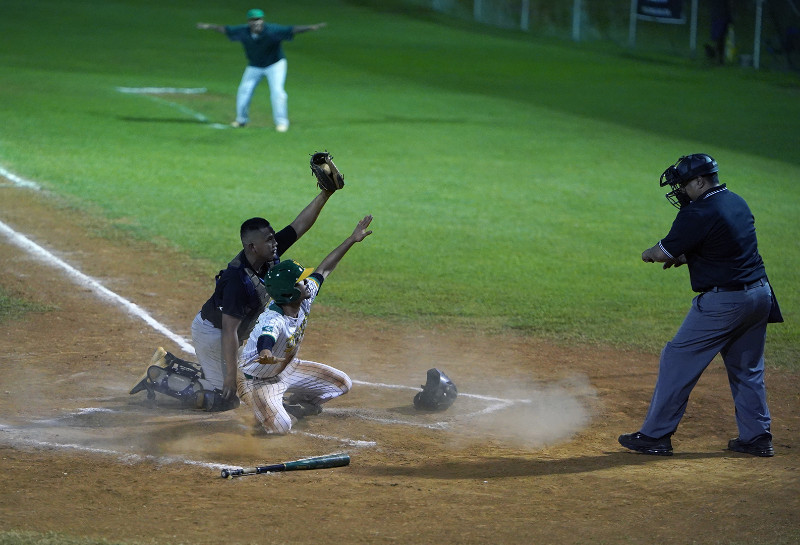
[728,435,774,457]
[129,377,149,395]
[283,402,322,419]
[618,431,673,456]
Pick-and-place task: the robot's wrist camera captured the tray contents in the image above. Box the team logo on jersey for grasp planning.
[285,315,308,354]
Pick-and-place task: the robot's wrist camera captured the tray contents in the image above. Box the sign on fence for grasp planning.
[635,0,685,24]
[629,0,694,49]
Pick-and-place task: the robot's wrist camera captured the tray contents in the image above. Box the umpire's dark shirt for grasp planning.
[659,184,766,292]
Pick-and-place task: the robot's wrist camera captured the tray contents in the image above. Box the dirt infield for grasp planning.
[1,185,798,545]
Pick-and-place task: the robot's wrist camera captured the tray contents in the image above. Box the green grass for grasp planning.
[0,0,798,369]
[0,288,52,322]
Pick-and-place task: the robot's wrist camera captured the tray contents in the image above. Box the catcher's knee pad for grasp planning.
[197,389,240,412]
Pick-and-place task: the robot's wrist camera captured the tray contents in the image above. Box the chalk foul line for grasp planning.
[115,86,229,129]
[0,165,41,190]
[115,86,207,94]
[0,218,195,355]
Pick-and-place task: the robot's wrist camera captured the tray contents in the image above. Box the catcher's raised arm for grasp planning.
[310,151,344,192]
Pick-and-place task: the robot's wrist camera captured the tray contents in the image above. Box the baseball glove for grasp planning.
[310,151,345,192]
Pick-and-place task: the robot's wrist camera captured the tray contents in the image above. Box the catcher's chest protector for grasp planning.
[205,253,270,339]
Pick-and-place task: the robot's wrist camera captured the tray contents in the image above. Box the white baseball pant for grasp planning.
[234,59,289,127]
[237,360,352,434]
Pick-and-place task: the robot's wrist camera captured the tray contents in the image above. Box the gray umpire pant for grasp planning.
[640,281,773,443]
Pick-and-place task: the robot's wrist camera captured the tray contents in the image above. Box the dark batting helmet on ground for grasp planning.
[413,368,458,411]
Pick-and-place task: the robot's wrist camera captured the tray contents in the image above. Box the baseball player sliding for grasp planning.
[237,214,373,434]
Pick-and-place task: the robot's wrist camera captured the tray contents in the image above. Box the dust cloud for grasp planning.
[445,375,597,448]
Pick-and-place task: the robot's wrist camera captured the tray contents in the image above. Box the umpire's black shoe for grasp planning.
[728,434,774,457]
[618,431,673,456]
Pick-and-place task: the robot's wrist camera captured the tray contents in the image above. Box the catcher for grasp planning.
[131,152,345,412]
[237,214,373,434]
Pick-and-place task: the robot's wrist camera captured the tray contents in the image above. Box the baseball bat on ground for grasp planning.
[220,453,350,479]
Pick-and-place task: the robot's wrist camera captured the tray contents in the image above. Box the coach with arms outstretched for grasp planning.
[197,8,326,132]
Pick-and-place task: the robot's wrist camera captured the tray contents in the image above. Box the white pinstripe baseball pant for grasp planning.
[237,359,351,434]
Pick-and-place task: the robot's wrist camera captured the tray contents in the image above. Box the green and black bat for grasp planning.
[220,453,350,479]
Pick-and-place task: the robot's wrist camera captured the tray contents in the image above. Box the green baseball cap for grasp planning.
[247,8,264,19]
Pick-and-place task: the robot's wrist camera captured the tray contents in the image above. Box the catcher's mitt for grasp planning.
[310,151,345,192]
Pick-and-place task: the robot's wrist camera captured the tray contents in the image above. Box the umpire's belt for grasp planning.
[707,278,766,293]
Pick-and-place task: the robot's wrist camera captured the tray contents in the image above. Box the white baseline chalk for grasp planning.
[144,94,209,123]
[0,165,41,190]
[293,431,377,448]
[115,86,207,94]
[116,87,229,129]
[0,219,195,355]
[351,379,532,403]
[0,424,234,471]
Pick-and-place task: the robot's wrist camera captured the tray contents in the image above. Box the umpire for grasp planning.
[619,153,783,457]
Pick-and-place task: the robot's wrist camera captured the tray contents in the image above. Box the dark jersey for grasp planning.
[225,23,294,68]
[659,185,766,292]
[200,225,298,340]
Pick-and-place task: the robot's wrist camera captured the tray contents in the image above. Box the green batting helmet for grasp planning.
[265,260,313,304]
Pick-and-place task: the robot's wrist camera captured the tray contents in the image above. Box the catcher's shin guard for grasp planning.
[130,348,204,406]
[196,389,240,412]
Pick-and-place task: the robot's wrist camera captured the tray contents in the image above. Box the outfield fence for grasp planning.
[395,0,800,72]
